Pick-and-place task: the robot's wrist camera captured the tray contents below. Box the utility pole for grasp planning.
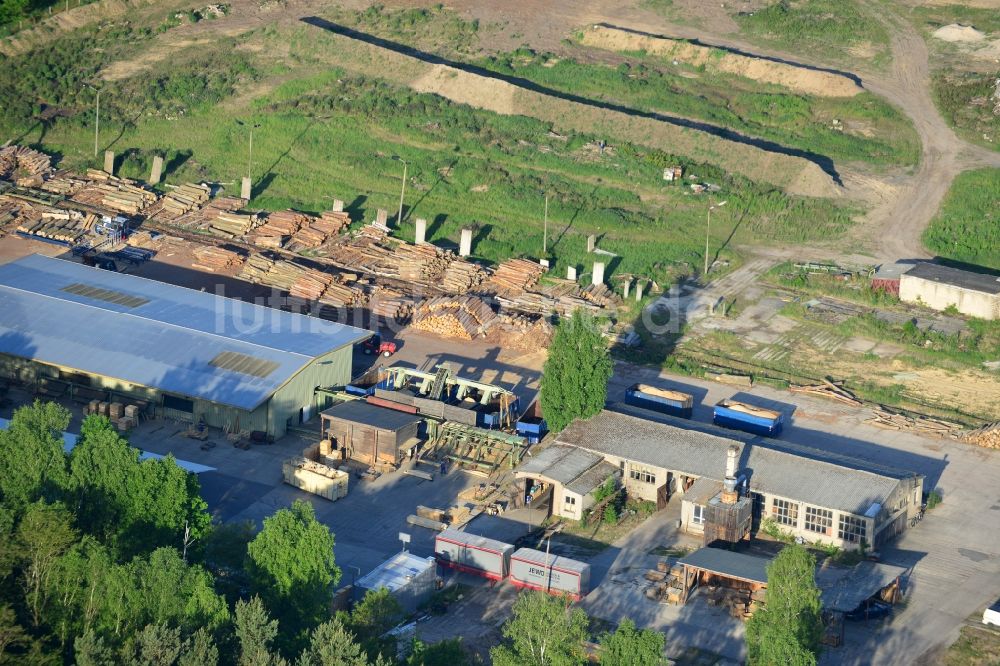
[543,194,549,256]
[237,120,262,180]
[392,155,408,227]
[704,200,728,277]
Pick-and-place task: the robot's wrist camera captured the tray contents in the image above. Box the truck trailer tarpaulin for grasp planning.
[509,547,591,600]
[434,529,514,581]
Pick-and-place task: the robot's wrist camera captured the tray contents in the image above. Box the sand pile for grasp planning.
[932,24,986,43]
[581,25,863,98]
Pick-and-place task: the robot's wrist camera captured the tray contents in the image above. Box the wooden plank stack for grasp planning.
[789,379,862,407]
[192,246,245,272]
[963,423,1000,449]
[866,407,964,439]
[411,296,498,339]
[486,258,546,296]
[161,183,211,218]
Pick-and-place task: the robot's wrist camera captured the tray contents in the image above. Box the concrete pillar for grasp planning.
[540,259,550,269]
[376,209,388,226]
[592,262,605,286]
[103,150,114,174]
[414,218,427,245]
[149,155,163,185]
[240,177,251,200]
[623,280,631,299]
[566,266,577,281]
[636,281,644,301]
[587,234,596,253]
[459,228,473,257]
[332,199,344,213]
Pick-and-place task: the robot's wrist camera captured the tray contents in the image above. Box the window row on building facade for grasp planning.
[770,497,867,543]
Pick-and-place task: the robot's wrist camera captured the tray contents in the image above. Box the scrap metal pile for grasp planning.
[0,146,623,345]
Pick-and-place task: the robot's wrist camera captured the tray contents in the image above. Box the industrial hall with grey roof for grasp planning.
[0,254,370,436]
[530,407,924,550]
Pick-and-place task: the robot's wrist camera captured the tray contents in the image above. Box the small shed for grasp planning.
[677,547,772,602]
[320,400,422,468]
[871,262,915,297]
[354,551,438,613]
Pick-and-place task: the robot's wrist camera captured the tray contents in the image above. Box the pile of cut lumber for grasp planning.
[71,177,158,215]
[394,243,448,282]
[205,209,256,238]
[485,314,554,350]
[249,210,308,248]
[789,379,862,407]
[411,296,498,339]
[369,289,415,321]
[580,283,618,306]
[441,259,487,294]
[15,210,96,243]
[239,254,363,308]
[867,407,963,439]
[963,423,1000,449]
[487,258,546,296]
[0,145,51,180]
[39,171,87,196]
[192,246,245,272]
[161,183,210,218]
[285,210,351,252]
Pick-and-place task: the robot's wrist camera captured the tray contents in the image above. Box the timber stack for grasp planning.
[0,145,51,182]
[963,423,1000,449]
[867,407,963,439]
[192,246,245,272]
[789,380,862,407]
[411,295,498,339]
[160,183,211,219]
[441,259,487,294]
[39,172,87,197]
[369,288,415,321]
[486,258,546,296]
[71,177,158,215]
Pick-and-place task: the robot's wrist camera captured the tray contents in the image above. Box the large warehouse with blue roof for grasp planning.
[0,254,371,437]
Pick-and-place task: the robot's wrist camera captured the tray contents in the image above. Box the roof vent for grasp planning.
[209,351,280,378]
[61,282,149,308]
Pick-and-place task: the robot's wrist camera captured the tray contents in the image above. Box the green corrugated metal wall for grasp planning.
[268,347,353,437]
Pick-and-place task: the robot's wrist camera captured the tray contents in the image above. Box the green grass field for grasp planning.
[734,0,891,67]
[933,71,1000,152]
[923,169,1000,270]
[480,48,918,168]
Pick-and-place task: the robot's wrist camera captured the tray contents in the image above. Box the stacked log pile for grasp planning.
[866,407,963,439]
[0,146,51,181]
[441,259,487,294]
[411,296,498,339]
[160,183,211,218]
[205,208,256,238]
[15,209,97,243]
[239,254,363,308]
[192,246,245,272]
[284,210,351,252]
[394,243,448,282]
[39,171,87,196]
[71,177,158,215]
[486,259,546,296]
[369,288,415,321]
[248,210,306,248]
[580,283,618,307]
[963,423,1000,449]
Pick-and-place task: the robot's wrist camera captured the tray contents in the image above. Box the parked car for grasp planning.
[846,600,893,621]
[983,599,1000,627]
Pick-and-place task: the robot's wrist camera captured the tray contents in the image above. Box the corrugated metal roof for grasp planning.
[685,476,723,506]
[356,551,435,593]
[679,547,771,584]
[557,410,916,516]
[437,529,514,554]
[515,445,617,496]
[817,561,907,612]
[903,262,1000,295]
[566,461,619,496]
[321,400,421,431]
[0,255,370,410]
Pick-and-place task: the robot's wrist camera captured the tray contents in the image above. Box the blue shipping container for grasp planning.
[624,385,693,419]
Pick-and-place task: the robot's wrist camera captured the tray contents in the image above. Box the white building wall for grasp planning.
[899,275,1000,320]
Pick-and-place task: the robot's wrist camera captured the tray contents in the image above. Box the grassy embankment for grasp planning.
[923,169,1000,270]
[479,47,919,168]
[0,15,856,286]
[734,0,892,68]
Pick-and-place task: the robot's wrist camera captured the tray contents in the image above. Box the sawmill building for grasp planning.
[546,408,924,551]
[0,254,370,437]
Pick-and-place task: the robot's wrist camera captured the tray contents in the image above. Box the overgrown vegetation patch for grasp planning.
[933,71,1000,151]
[923,168,1000,270]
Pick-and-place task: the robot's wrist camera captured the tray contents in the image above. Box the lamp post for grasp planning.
[83,84,101,158]
[704,200,728,277]
[391,155,408,226]
[237,120,262,180]
[543,193,549,256]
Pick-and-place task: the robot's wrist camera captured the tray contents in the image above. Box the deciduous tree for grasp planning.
[539,310,612,432]
[339,588,403,663]
[235,597,288,666]
[0,605,29,662]
[491,592,589,666]
[745,543,823,666]
[16,500,77,628]
[247,500,339,647]
[296,617,368,666]
[0,401,70,509]
[599,618,665,666]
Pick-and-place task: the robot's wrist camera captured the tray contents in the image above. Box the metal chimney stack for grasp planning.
[722,445,740,504]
